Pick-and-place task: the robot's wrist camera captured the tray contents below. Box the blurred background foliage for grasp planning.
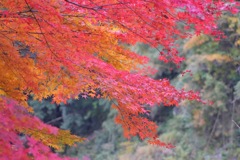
[29,12,240,160]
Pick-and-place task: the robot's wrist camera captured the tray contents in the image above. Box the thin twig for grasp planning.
[24,0,58,59]
[65,0,162,53]
[46,117,63,124]
[232,119,240,129]
[205,110,220,151]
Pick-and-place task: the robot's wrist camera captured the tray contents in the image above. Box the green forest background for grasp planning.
[28,13,240,160]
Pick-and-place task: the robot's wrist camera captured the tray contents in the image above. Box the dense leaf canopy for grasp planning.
[0,0,238,159]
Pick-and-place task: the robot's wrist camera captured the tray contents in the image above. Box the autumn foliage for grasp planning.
[0,0,238,159]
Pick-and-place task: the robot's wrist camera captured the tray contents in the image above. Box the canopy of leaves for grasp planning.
[0,0,238,159]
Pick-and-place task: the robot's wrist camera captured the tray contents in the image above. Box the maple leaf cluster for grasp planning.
[0,97,84,159]
[0,0,238,159]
